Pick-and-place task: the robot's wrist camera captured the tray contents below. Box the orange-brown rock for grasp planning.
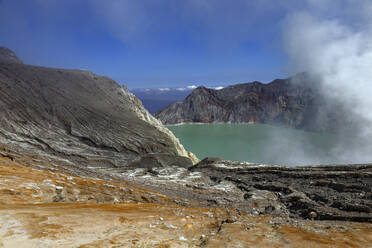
[1,153,372,247]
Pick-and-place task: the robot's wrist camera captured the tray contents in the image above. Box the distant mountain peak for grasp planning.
[130,85,225,113]
[0,47,23,64]
[155,75,349,132]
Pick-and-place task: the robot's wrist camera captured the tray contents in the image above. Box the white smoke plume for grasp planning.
[279,0,372,164]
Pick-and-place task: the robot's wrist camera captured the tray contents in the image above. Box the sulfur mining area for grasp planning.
[0,47,372,247]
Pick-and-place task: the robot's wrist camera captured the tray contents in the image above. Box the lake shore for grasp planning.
[167,123,344,165]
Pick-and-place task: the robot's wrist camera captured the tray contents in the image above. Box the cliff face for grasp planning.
[0,48,197,177]
[155,73,348,132]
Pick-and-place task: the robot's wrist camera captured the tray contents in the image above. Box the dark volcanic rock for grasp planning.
[189,158,372,222]
[127,153,193,169]
[155,73,350,132]
[0,48,196,177]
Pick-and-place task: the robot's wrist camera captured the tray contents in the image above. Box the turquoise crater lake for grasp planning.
[167,123,342,165]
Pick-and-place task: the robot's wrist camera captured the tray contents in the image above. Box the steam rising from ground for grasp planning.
[277,0,372,165]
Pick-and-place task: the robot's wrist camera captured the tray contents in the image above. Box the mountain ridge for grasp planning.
[0,48,198,180]
[131,85,224,113]
[155,73,350,132]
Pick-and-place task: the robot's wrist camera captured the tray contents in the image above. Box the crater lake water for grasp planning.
[167,123,343,165]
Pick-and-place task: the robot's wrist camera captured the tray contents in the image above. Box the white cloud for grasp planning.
[176,87,187,91]
[158,88,170,91]
[186,85,197,89]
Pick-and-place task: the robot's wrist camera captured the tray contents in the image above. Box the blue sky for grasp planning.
[0,0,362,88]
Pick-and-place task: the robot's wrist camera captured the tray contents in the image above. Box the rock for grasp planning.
[190,159,372,222]
[0,47,198,179]
[0,47,23,64]
[164,223,177,229]
[155,73,353,132]
[127,153,193,169]
[309,211,318,219]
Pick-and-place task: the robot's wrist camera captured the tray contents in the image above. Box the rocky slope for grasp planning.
[0,47,23,64]
[0,47,197,179]
[155,73,350,132]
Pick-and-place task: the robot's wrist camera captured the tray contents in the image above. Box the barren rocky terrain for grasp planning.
[1,47,372,247]
[1,152,372,248]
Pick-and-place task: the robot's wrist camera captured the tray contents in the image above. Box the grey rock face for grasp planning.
[155,73,350,132]
[0,48,196,176]
[118,156,372,222]
[0,47,23,64]
[189,158,372,222]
